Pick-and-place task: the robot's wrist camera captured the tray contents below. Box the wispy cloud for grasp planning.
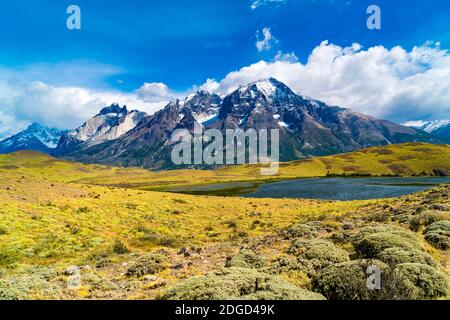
[256,27,277,52]
[250,0,287,10]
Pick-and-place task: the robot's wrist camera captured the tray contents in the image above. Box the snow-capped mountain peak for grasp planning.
[55,104,148,154]
[180,90,222,124]
[0,123,66,155]
[237,78,295,99]
[25,123,64,148]
[419,120,450,133]
[405,120,450,142]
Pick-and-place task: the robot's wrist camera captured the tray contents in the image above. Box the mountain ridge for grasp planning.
[59,78,441,169]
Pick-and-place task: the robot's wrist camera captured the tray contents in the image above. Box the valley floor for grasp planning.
[0,143,449,300]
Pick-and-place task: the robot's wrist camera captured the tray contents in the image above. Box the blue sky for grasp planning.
[0,0,450,137]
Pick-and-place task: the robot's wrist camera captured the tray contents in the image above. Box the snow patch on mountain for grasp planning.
[0,123,66,154]
[421,120,450,133]
[63,104,147,147]
[405,120,450,133]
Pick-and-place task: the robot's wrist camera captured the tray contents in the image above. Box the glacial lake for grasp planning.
[163,177,450,201]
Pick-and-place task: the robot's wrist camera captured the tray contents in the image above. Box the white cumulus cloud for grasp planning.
[0,78,174,140]
[201,40,450,123]
[136,82,172,102]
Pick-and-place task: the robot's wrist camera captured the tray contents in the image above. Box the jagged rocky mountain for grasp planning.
[55,104,147,155]
[59,78,440,170]
[180,90,222,123]
[411,121,450,142]
[0,123,65,155]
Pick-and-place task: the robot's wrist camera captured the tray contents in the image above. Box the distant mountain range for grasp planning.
[0,123,65,155]
[0,78,444,168]
[408,120,450,142]
[56,78,441,169]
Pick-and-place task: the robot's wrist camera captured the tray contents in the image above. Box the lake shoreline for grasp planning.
[155,177,450,200]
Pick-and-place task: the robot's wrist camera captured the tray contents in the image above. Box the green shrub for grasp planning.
[138,228,177,247]
[0,279,28,300]
[224,220,238,229]
[355,225,419,243]
[111,240,130,255]
[287,239,349,273]
[282,223,318,240]
[0,270,60,300]
[353,225,423,258]
[267,255,307,274]
[225,250,266,269]
[76,206,91,214]
[126,254,167,277]
[313,260,415,300]
[161,267,325,300]
[409,211,450,232]
[424,221,450,250]
[395,263,449,299]
[377,248,437,268]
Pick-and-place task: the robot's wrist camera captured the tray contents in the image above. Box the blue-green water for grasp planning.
[243,177,450,200]
[165,177,450,201]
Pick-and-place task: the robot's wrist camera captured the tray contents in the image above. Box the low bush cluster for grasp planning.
[126,254,168,277]
[377,248,437,268]
[282,223,318,240]
[0,268,60,300]
[395,263,448,299]
[225,250,266,269]
[287,239,349,274]
[161,267,325,300]
[409,210,450,232]
[424,221,450,250]
[312,260,415,300]
[267,255,306,274]
[111,240,130,255]
[353,225,423,258]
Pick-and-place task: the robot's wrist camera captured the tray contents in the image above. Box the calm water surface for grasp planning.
[166,177,450,201]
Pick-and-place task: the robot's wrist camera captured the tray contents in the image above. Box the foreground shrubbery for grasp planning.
[161,267,325,300]
[225,250,266,269]
[287,239,349,274]
[424,221,450,250]
[313,260,415,300]
[409,210,450,232]
[126,254,168,277]
[395,263,448,299]
[282,223,318,240]
[353,225,423,258]
[0,268,60,300]
[377,248,437,268]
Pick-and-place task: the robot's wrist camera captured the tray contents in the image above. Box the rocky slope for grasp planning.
[55,104,147,155]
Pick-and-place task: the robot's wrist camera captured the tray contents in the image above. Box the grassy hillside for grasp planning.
[0,144,448,300]
[2,143,449,190]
